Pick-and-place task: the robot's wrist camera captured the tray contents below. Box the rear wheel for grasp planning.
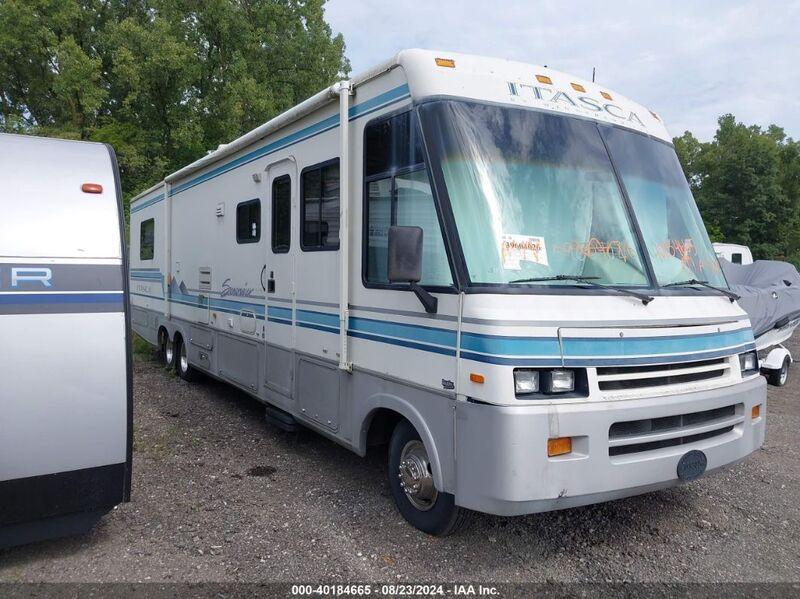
[767,356,790,387]
[176,337,199,382]
[388,420,470,536]
[164,335,177,370]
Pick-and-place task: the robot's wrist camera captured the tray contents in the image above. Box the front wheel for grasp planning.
[767,356,790,387]
[388,420,470,536]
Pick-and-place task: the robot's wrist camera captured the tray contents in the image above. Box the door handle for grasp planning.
[267,270,276,294]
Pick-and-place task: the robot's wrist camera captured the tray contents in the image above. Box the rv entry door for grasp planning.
[264,161,296,397]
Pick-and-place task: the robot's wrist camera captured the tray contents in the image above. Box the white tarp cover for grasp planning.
[721,258,800,337]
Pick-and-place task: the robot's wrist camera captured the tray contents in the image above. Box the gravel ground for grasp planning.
[1,339,799,584]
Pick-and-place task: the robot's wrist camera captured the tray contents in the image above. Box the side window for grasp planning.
[301,160,340,250]
[236,199,261,244]
[272,176,291,253]
[364,112,452,287]
[140,218,155,260]
[732,253,742,264]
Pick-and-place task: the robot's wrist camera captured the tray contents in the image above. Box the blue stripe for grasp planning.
[348,330,457,357]
[131,291,164,301]
[296,309,339,329]
[151,298,756,366]
[129,84,411,210]
[349,316,457,348]
[461,332,559,356]
[130,193,164,214]
[131,273,163,280]
[0,292,123,305]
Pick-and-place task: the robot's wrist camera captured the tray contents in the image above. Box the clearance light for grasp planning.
[600,91,613,100]
[752,405,761,420]
[81,183,103,194]
[535,74,552,85]
[470,373,485,384]
[570,82,586,92]
[548,437,572,457]
[435,57,456,68]
[650,110,660,120]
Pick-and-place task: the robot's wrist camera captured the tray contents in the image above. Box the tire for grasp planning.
[767,356,790,387]
[176,336,199,382]
[164,334,177,370]
[388,419,471,536]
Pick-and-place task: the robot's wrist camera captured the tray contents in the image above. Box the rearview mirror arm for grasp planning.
[410,282,438,314]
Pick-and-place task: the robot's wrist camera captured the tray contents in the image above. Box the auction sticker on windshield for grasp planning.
[500,234,548,270]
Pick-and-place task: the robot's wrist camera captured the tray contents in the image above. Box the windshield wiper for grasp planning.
[510,274,654,305]
[663,279,740,302]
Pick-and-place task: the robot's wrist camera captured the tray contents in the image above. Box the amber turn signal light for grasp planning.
[752,405,761,420]
[469,373,485,384]
[547,437,572,457]
[81,183,103,194]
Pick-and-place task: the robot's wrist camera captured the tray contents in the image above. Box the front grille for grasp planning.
[608,403,742,457]
[597,358,729,392]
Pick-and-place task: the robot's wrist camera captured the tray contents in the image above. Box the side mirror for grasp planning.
[387,226,438,314]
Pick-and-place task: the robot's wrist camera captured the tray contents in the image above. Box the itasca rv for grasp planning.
[0,134,132,547]
[130,50,765,535]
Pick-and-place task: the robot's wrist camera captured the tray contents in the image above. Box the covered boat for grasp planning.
[721,258,800,385]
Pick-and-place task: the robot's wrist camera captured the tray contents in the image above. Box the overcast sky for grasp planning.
[325,0,800,141]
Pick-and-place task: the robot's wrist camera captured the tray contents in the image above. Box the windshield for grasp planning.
[600,127,727,287]
[418,100,650,287]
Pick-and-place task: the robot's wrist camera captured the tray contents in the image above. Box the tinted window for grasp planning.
[302,160,339,250]
[140,218,154,260]
[732,253,742,264]
[236,199,261,244]
[364,112,452,287]
[272,176,291,253]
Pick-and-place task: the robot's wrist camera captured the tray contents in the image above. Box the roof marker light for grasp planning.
[600,91,613,101]
[81,183,103,194]
[570,82,586,92]
[535,74,552,85]
[435,57,456,68]
[650,110,660,121]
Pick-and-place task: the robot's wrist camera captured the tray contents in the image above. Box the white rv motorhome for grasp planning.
[0,133,132,547]
[129,50,765,535]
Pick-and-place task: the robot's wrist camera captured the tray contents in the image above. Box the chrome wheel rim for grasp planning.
[398,439,437,511]
[180,342,188,373]
[165,338,174,365]
[780,362,789,385]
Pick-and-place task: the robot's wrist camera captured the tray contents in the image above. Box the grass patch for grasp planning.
[133,332,157,361]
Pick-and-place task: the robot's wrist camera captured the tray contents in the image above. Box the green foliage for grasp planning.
[674,115,800,267]
[0,0,349,206]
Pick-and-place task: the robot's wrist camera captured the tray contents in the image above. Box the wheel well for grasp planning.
[365,408,405,448]
[157,326,169,346]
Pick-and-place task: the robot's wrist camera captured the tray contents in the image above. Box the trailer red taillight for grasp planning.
[81,183,103,194]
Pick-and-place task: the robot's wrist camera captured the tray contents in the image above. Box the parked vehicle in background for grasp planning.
[0,134,132,548]
[129,50,765,535]
[714,243,753,265]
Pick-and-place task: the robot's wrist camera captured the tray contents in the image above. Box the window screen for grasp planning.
[236,199,261,244]
[364,112,452,287]
[140,218,155,260]
[272,176,291,253]
[301,160,339,250]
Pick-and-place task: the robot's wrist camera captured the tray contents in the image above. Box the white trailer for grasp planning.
[0,133,132,547]
[129,50,766,535]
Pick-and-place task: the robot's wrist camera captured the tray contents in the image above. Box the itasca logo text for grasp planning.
[0,267,53,288]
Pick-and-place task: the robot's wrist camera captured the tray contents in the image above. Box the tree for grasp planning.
[674,115,800,265]
[0,0,349,205]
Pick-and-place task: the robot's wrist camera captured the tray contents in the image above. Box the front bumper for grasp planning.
[454,376,766,516]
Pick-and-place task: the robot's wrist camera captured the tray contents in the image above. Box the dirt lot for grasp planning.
[1,339,799,584]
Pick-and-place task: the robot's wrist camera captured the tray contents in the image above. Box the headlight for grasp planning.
[514,369,540,395]
[546,369,575,393]
[739,351,758,375]
[514,368,580,396]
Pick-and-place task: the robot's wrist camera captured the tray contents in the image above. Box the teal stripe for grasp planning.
[130,193,164,214]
